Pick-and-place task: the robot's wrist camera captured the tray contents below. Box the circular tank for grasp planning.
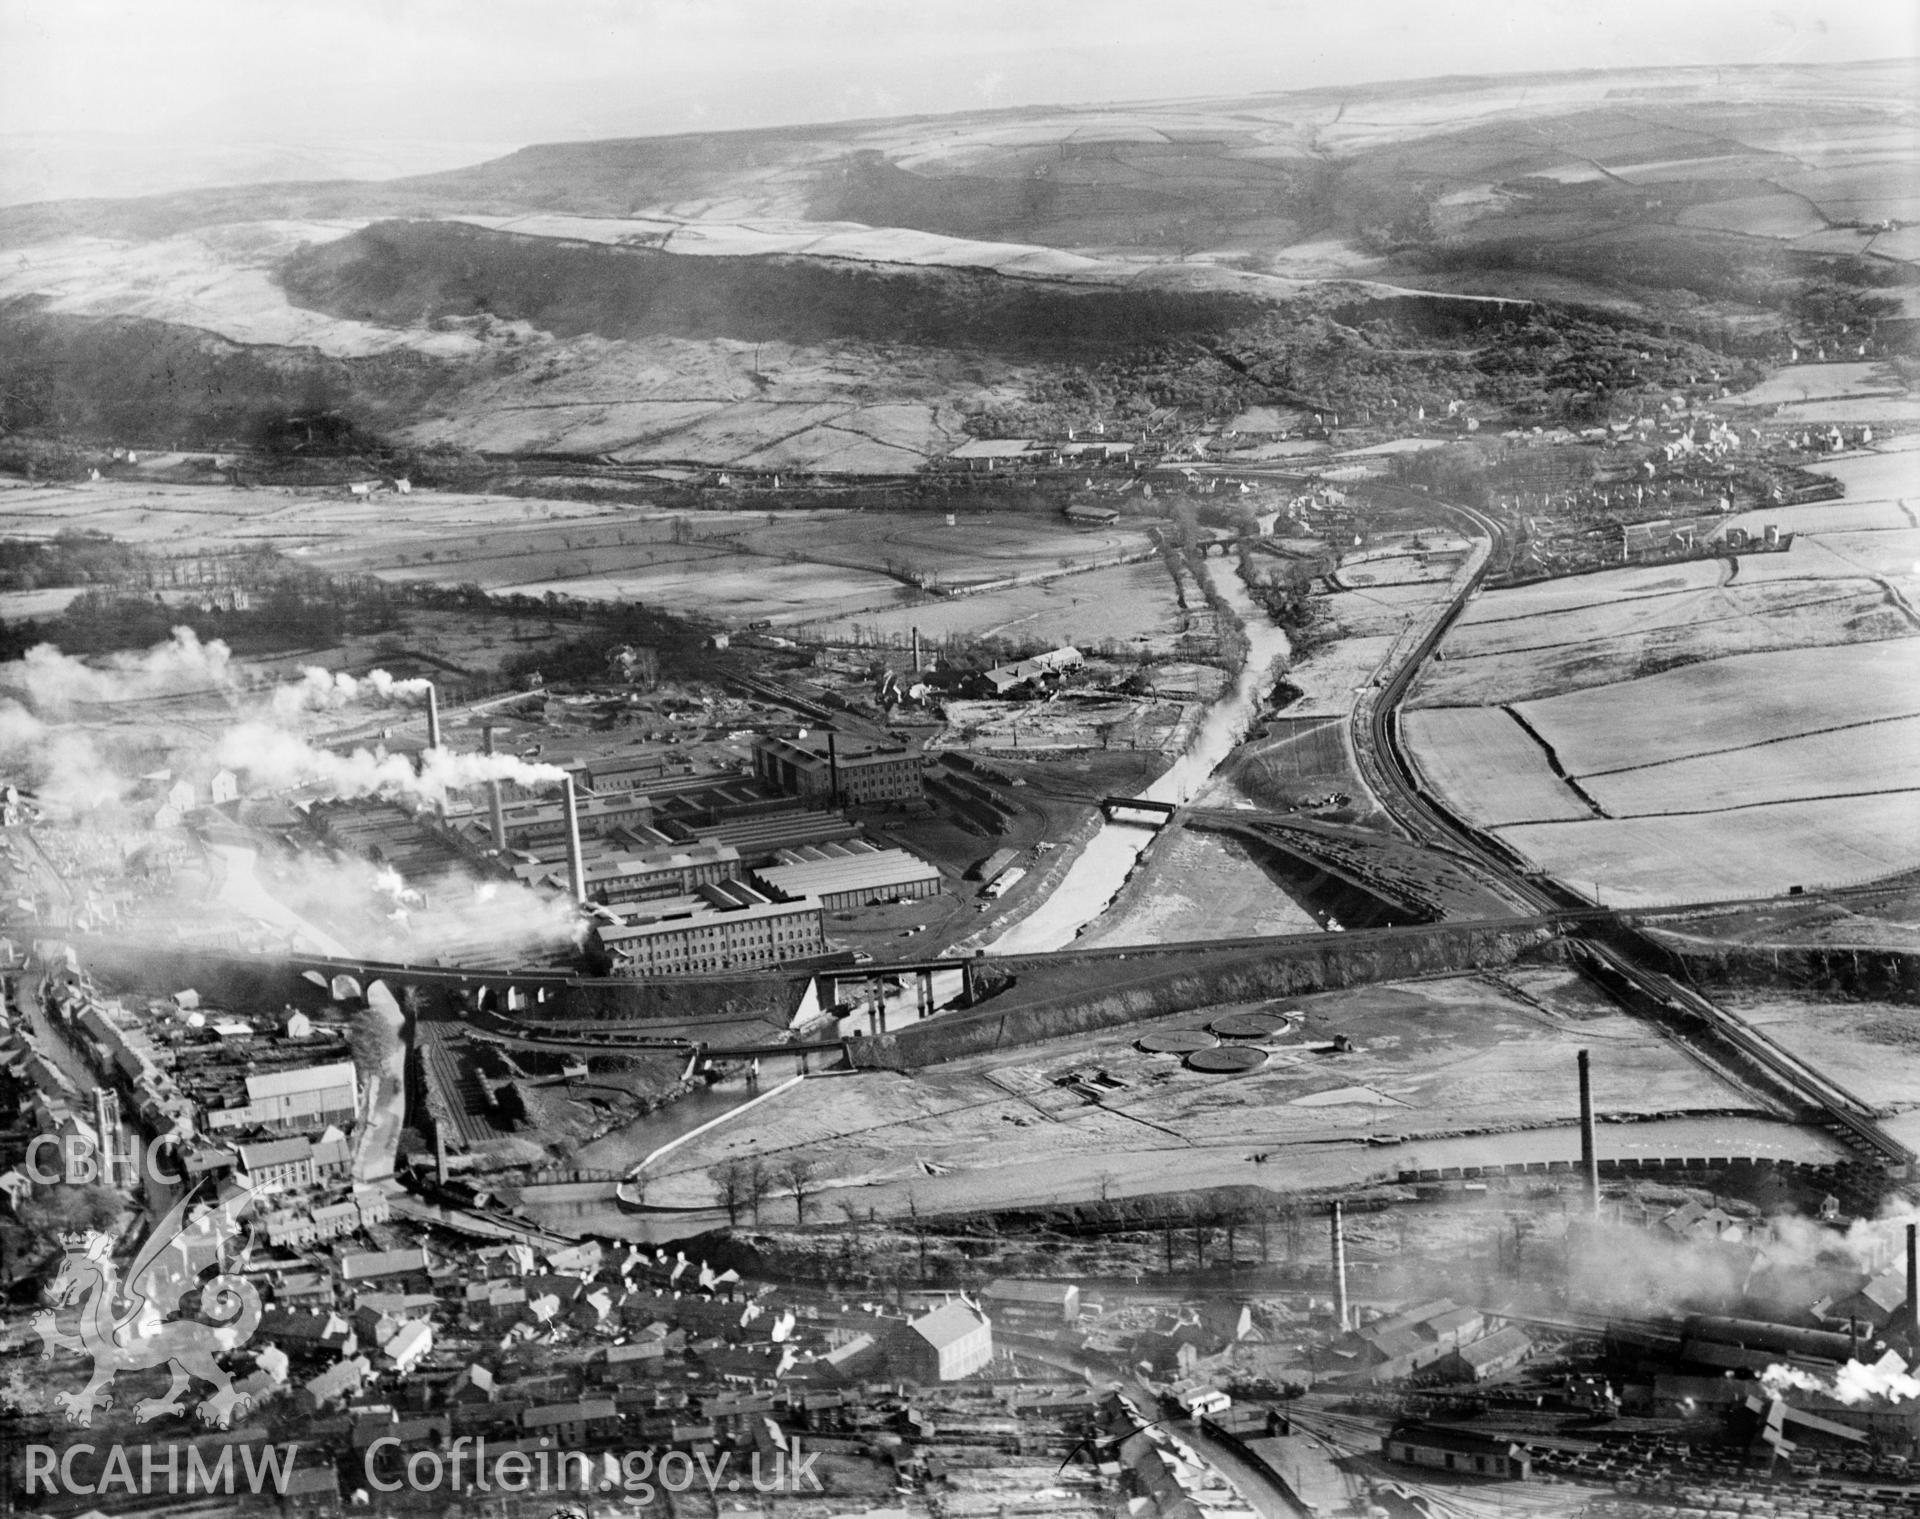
[1186,1046,1268,1073]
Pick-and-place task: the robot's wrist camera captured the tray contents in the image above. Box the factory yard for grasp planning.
[1406,448,1920,904]
[642,969,1791,1217]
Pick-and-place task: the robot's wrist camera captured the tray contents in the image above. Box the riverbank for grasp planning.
[987,555,1294,953]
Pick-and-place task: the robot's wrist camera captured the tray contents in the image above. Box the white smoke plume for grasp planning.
[244,849,585,960]
[0,700,130,812]
[271,666,434,717]
[1762,1357,1920,1406]
[216,721,564,807]
[9,628,237,714]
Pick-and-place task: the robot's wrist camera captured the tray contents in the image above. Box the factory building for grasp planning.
[594,890,825,976]
[207,1062,360,1135]
[752,843,942,911]
[980,646,1084,697]
[1382,1426,1531,1480]
[1421,1325,1534,1384]
[515,841,742,905]
[983,1279,1081,1327]
[752,733,924,809]
[578,753,665,794]
[236,1130,353,1190]
[488,790,657,845]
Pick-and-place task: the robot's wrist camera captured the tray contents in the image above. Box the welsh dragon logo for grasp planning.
[34,1179,263,1428]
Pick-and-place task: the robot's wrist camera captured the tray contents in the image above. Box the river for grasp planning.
[987,554,1294,954]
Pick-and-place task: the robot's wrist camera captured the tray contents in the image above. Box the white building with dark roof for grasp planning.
[208,1063,358,1134]
[889,1301,992,1382]
[752,846,940,912]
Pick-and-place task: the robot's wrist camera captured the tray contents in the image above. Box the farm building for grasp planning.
[889,1301,993,1382]
[752,733,924,809]
[1382,1425,1531,1480]
[752,844,941,911]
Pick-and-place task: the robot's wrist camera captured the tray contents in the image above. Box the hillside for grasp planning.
[0,60,1911,468]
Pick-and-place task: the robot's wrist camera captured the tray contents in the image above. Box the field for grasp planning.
[1414,541,1914,706]
[1579,713,1920,816]
[1403,708,1594,825]
[637,968,1797,1217]
[1713,499,1915,538]
[802,558,1191,651]
[1799,451,1920,501]
[1332,535,1472,588]
[1513,640,1920,775]
[0,223,479,358]
[1500,795,1920,905]
[0,481,1168,629]
[1676,194,1826,240]
[459,211,1120,279]
[1728,364,1908,407]
[1406,441,1920,901]
[0,479,614,552]
[1727,994,1920,1118]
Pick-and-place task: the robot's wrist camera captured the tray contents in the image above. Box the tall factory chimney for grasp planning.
[1578,1048,1600,1217]
[911,626,921,673]
[1907,1222,1918,1350]
[561,775,587,905]
[425,683,442,752]
[483,726,508,851]
[1331,1201,1350,1332]
[826,730,841,809]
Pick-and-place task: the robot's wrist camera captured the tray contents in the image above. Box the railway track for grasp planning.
[1347,484,1917,1180]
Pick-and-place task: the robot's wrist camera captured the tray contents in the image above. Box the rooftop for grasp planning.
[245,1062,356,1101]
[909,1300,989,1351]
[755,849,939,896]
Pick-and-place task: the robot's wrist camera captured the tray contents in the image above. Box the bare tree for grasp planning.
[780,1157,820,1225]
[711,1160,748,1225]
[744,1157,771,1225]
